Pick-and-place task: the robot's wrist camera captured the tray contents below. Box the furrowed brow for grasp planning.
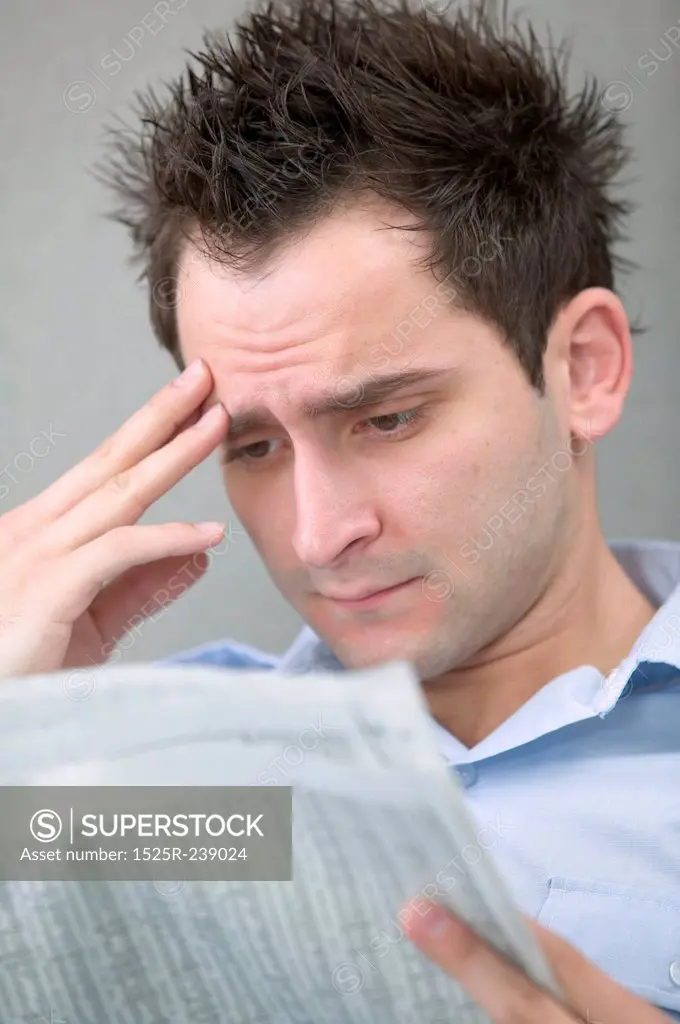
[225,367,450,442]
[301,367,450,418]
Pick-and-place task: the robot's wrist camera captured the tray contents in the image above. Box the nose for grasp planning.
[291,448,381,568]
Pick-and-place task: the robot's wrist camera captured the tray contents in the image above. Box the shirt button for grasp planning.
[669,960,680,986]
[455,764,478,788]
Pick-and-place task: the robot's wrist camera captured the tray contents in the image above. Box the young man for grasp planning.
[0,0,678,1020]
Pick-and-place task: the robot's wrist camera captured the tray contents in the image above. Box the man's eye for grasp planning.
[225,439,278,464]
[361,408,426,435]
[224,408,426,465]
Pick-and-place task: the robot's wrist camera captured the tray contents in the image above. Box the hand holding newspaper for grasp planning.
[0,660,561,1023]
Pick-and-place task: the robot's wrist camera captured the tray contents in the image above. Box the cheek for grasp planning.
[403,415,538,543]
[454,409,567,547]
[402,435,485,513]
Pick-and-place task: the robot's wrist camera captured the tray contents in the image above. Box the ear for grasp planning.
[549,287,633,444]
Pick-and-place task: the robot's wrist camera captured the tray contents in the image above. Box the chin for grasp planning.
[329,628,461,682]
[302,595,452,673]
[328,633,428,673]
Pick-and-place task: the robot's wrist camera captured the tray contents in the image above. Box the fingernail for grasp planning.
[418,902,454,937]
[196,403,225,429]
[174,359,205,387]
[197,521,225,542]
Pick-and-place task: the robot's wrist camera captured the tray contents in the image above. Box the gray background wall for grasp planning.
[1,0,678,664]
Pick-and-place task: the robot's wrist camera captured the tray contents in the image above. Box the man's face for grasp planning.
[176,202,578,680]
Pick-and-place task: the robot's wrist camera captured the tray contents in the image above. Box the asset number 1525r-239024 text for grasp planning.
[132,847,248,861]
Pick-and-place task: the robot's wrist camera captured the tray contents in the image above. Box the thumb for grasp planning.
[88,551,210,649]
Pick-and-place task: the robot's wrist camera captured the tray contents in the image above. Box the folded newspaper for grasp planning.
[0,659,562,1023]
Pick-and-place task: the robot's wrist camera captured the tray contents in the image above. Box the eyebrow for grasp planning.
[224,366,451,443]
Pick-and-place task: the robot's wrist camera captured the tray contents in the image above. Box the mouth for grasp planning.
[323,578,419,609]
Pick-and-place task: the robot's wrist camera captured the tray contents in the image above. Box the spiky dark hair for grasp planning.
[100,0,636,390]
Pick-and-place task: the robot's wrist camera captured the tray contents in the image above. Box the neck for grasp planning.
[422,534,657,750]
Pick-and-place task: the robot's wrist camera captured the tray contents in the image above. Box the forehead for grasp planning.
[172,202,511,426]
[175,202,437,373]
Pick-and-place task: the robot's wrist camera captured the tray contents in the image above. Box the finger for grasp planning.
[6,359,214,537]
[86,550,210,650]
[38,521,224,627]
[522,918,670,1024]
[403,900,580,1023]
[166,405,204,442]
[40,403,228,554]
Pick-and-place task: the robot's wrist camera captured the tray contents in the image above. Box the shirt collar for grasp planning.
[279,539,680,758]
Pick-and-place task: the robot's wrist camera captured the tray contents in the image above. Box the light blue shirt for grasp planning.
[162,538,680,1020]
